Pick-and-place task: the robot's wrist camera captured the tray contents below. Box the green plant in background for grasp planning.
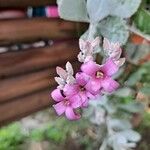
[133,0,150,34]
[0,123,25,150]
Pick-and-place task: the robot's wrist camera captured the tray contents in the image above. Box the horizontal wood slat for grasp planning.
[0,0,56,8]
[0,61,79,103]
[0,68,55,103]
[0,18,84,45]
[0,89,53,126]
[0,41,79,78]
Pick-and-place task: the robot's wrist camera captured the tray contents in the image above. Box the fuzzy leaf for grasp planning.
[134,8,150,34]
[87,0,109,22]
[57,0,89,22]
[119,102,144,113]
[111,0,141,18]
[98,17,129,45]
[87,0,141,22]
[114,87,133,97]
[125,68,147,86]
[120,130,141,142]
[108,119,132,131]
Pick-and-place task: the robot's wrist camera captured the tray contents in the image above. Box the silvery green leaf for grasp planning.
[125,43,150,64]
[114,87,133,97]
[107,119,132,131]
[87,0,109,22]
[125,68,147,86]
[111,0,141,18]
[120,130,141,142]
[89,95,108,106]
[105,103,116,114]
[86,0,141,23]
[140,87,150,95]
[90,107,106,125]
[57,0,89,22]
[98,17,129,45]
[119,102,144,113]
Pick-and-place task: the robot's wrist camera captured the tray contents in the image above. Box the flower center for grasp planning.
[96,71,104,79]
[64,99,70,106]
[80,86,85,92]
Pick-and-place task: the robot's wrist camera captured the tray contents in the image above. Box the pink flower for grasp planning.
[103,38,125,67]
[63,72,99,107]
[78,37,100,63]
[81,59,119,94]
[51,89,81,120]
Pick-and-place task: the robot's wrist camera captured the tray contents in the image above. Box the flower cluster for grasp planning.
[51,37,125,120]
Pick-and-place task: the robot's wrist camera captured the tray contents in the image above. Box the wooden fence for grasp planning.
[0,0,86,126]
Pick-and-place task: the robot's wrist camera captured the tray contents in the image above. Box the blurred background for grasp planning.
[0,0,149,150]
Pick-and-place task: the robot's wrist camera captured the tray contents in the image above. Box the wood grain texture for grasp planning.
[0,41,79,78]
[0,68,55,103]
[0,0,56,8]
[0,61,79,103]
[0,89,53,126]
[0,18,82,45]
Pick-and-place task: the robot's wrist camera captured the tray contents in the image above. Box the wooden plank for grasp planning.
[0,68,55,103]
[0,89,53,126]
[0,0,56,8]
[0,41,79,78]
[0,61,79,103]
[0,18,84,45]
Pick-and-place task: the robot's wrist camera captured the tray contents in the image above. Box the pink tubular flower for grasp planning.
[63,72,99,107]
[81,59,119,94]
[51,89,81,120]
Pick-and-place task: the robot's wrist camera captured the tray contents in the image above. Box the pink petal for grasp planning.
[81,61,99,76]
[91,37,100,48]
[53,101,66,115]
[70,95,82,108]
[54,77,65,85]
[75,72,89,86]
[86,91,95,99]
[65,107,80,120]
[66,61,74,75]
[82,99,89,107]
[115,58,125,67]
[103,38,111,51]
[56,67,67,79]
[85,78,101,94]
[101,77,119,93]
[79,38,86,52]
[101,59,118,76]
[79,92,88,104]
[63,84,79,97]
[51,89,64,102]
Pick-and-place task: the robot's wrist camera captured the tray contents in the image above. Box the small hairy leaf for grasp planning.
[57,0,89,22]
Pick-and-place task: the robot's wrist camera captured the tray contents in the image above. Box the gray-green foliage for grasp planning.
[97,17,129,44]
[87,0,141,23]
[57,0,142,45]
[57,0,89,22]
[83,96,143,150]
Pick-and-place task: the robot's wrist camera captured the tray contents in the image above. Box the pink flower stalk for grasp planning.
[81,59,119,94]
[54,62,75,90]
[51,89,81,120]
[64,72,99,107]
[103,38,125,67]
[78,37,100,63]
